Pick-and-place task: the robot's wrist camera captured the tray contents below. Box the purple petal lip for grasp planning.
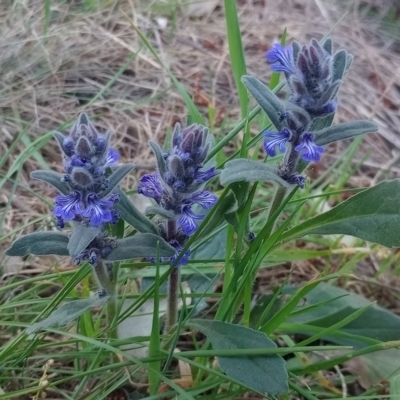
[266,43,295,75]
[294,133,325,162]
[137,173,163,203]
[53,192,83,222]
[81,193,119,227]
[105,148,120,167]
[185,191,217,210]
[178,206,204,235]
[263,128,291,157]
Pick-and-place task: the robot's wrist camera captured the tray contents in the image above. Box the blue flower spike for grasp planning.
[262,37,350,188]
[53,113,121,229]
[138,123,217,266]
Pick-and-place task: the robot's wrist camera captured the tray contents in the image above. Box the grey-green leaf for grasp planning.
[5,232,69,257]
[314,120,377,146]
[145,205,176,220]
[105,233,175,261]
[332,49,348,81]
[187,319,288,395]
[149,140,167,177]
[345,53,354,73]
[241,75,283,130]
[101,164,135,198]
[280,180,400,248]
[114,189,158,235]
[322,38,332,55]
[68,223,102,258]
[31,170,69,195]
[285,283,400,348]
[27,293,109,334]
[220,159,291,187]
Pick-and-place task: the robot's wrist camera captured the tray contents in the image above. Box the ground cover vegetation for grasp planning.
[2,1,400,399]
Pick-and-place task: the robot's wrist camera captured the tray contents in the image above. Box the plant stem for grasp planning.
[94,261,118,341]
[166,267,180,334]
[264,185,287,239]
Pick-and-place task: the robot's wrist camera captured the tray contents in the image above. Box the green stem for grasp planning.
[94,261,118,341]
[264,185,288,239]
[166,267,180,333]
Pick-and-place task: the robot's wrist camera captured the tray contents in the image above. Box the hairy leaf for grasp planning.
[280,180,400,247]
[68,223,102,258]
[5,231,69,256]
[220,159,290,187]
[31,170,69,195]
[149,140,167,177]
[241,75,283,130]
[105,234,175,261]
[285,283,400,348]
[27,293,109,334]
[145,205,176,220]
[187,319,288,394]
[101,164,135,197]
[315,120,377,146]
[332,49,348,81]
[114,189,158,235]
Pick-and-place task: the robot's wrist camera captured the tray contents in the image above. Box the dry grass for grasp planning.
[1,0,399,261]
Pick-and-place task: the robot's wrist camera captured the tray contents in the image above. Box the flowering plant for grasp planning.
[6,25,400,400]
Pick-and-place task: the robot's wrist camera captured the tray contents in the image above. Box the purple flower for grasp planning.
[186,191,217,210]
[105,148,120,167]
[263,128,291,157]
[82,193,119,227]
[137,174,163,203]
[53,192,83,226]
[266,43,295,74]
[169,242,191,266]
[194,167,216,184]
[295,133,324,162]
[178,206,204,235]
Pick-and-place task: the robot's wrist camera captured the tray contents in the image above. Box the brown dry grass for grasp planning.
[1,0,399,266]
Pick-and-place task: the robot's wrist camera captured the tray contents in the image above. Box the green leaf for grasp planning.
[224,0,248,118]
[187,319,288,395]
[192,228,227,260]
[68,223,102,258]
[241,75,283,130]
[101,164,134,197]
[314,120,377,146]
[31,170,69,195]
[5,231,69,256]
[322,38,332,55]
[332,49,348,81]
[114,189,158,235]
[229,181,250,210]
[145,205,176,220]
[105,234,175,261]
[27,293,109,334]
[148,141,167,177]
[285,283,400,347]
[220,159,290,187]
[280,180,400,248]
[345,53,354,73]
[390,371,400,397]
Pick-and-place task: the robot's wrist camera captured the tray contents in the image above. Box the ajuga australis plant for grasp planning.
[138,123,217,332]
[6,113,175,333]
